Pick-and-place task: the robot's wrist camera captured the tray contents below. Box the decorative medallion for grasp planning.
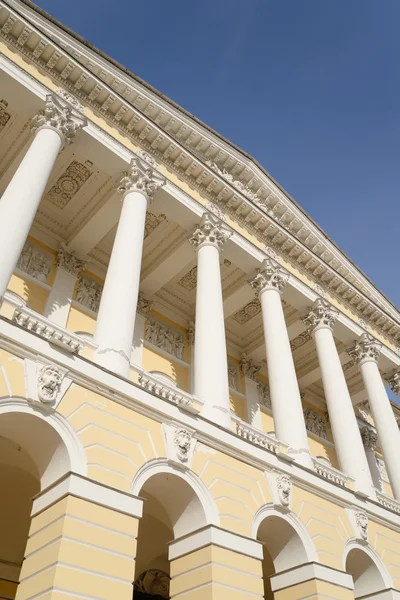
[45,160,92,208]
[290,331,312,351]
[0,99,11,131]
[232,299,261,324]
[144,212,166,238]
[178,266,197,291]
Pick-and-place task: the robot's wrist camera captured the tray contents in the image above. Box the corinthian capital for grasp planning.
[188,212,232,251]
[388,370,400,396]
[250,259,288,296]
[31,92,87,145]
[117,156,166,200]
[302,298,338,333]
[57,244,86,276]
[360,426,378,451]
[347,333,382,366]
[137,293,153,317]
[240,353,261,381]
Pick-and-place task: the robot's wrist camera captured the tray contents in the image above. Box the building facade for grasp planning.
[1,2,400,599]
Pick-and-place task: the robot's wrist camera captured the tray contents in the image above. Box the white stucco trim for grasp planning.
[168,524,263,561]
[130,458,220,528]
[270,561,354,592]
[0,397,87,478]
[253,503,318,562]
[343,540,394,590]
[32,471,143,518]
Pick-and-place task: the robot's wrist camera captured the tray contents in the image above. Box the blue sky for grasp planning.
[36,0,399,309]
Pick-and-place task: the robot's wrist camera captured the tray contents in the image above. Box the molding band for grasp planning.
[270,561,354,592]
[32,471,143,518]
[168,524,263,561]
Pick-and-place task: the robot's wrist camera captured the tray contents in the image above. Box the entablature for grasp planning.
[1,0,400,355]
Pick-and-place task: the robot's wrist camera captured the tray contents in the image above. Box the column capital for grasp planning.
[249,258,289,296]
[57,244,86,276]
[188,211,232,252]
[388,370,400,396]
[117,156,166,200]
[302,298,338,333]
[347,333,382,366]
[360,426,378,451]
[31,91,87,146]
[137,293,153,317]
[240,353,261,381]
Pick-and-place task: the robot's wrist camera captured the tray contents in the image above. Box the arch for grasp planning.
[344,541,393,597]
[253,504,318,568]
[131,458,219,537]
[0,397,87,488]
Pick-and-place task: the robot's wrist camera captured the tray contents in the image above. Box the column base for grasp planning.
[94,346,131,377]
[202,404,232,429]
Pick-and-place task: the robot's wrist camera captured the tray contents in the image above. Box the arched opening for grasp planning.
[0,404,80,596]
[346,547,387,598]
[256,513,311,600]
[133,469,210,600]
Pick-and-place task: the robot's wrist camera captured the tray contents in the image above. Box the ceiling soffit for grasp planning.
[1,2,400,351]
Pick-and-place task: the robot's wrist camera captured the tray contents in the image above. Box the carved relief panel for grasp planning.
[17,240,54,283]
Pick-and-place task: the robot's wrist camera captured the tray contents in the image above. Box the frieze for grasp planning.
[17,240,54,283]
[303,406,328,439]
[144,212,166,238]
[258,381,271,410]
[228,362,238,391]
[75,275,103,313]
[145,316,185,361]
[290,331,312,351]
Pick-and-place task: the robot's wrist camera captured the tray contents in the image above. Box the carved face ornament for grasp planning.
[37,365,63,403]
[174,428,191,461]
[277,474,291,506]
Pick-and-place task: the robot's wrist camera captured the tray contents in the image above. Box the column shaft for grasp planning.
[348,333,400,500]
[94,157,165,377]
[190,212,232,428]
[259,288,311,465]
[360,360,400,499]
[194,243,230,426]
[314,327,372,493]
[0,129,62,298]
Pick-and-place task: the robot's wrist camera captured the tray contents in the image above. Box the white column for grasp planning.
[348,334,400,500]
[188,321,195,394]
[250,259,312,467]
[0,92,86,300]
[94,157,165,377]
[131,294,153,367]
[360,427,382,491]
[240,354,262,429]
[189,212,232,428]
[44,244,86,327]
[303,299,373,495]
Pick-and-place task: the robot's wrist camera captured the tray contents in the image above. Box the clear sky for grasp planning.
[35,0,399,308]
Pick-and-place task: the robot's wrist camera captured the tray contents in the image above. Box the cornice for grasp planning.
[1,0,400,351]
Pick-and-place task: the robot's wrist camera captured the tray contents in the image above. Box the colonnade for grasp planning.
[1,93,400,500]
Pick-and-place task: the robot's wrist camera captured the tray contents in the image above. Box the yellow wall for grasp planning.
[7,274,48,315]
[66,306,96,335]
